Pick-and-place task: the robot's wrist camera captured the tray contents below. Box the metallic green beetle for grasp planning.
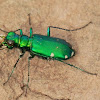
[5,30,74,59]
[0,15,97,87]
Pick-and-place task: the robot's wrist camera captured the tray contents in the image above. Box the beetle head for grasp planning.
[0,32,16,49]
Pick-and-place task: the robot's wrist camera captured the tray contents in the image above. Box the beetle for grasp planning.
[0,14,97,87]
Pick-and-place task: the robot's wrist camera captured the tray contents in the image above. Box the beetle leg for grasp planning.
[47,27,50,36]
[27,55,35,87]
[25,54,35,95]
[28,13,33,38]
[30,28,33,37]
[3,51,25,85]
[57,59,97,76]
[48,21,92,32]
[19,29,23,35]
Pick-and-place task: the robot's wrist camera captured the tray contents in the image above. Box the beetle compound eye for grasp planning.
[7,40,14,46]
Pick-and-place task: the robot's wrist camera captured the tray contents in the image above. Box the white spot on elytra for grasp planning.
[65,55,68,59]
[50,53,54,57]
[71,51,74,57]
[56,46,58,48]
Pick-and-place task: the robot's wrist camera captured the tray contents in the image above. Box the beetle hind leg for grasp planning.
[57,59,97,76]
[47,21,92,36]
[47,27,50,36]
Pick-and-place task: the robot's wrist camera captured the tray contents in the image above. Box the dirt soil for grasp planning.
[0,0,100,100]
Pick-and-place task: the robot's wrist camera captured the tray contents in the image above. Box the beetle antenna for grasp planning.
[0,28,8,33]
[28,13,31,27]
[49,21,92,32]
[56,59,97,75]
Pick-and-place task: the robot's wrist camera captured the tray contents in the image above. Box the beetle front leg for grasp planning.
[3,52,25,85]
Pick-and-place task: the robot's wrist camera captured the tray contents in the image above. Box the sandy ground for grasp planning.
[0,0,100,100]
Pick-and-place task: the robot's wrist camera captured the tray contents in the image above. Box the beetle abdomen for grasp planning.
[31,34,75,60]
